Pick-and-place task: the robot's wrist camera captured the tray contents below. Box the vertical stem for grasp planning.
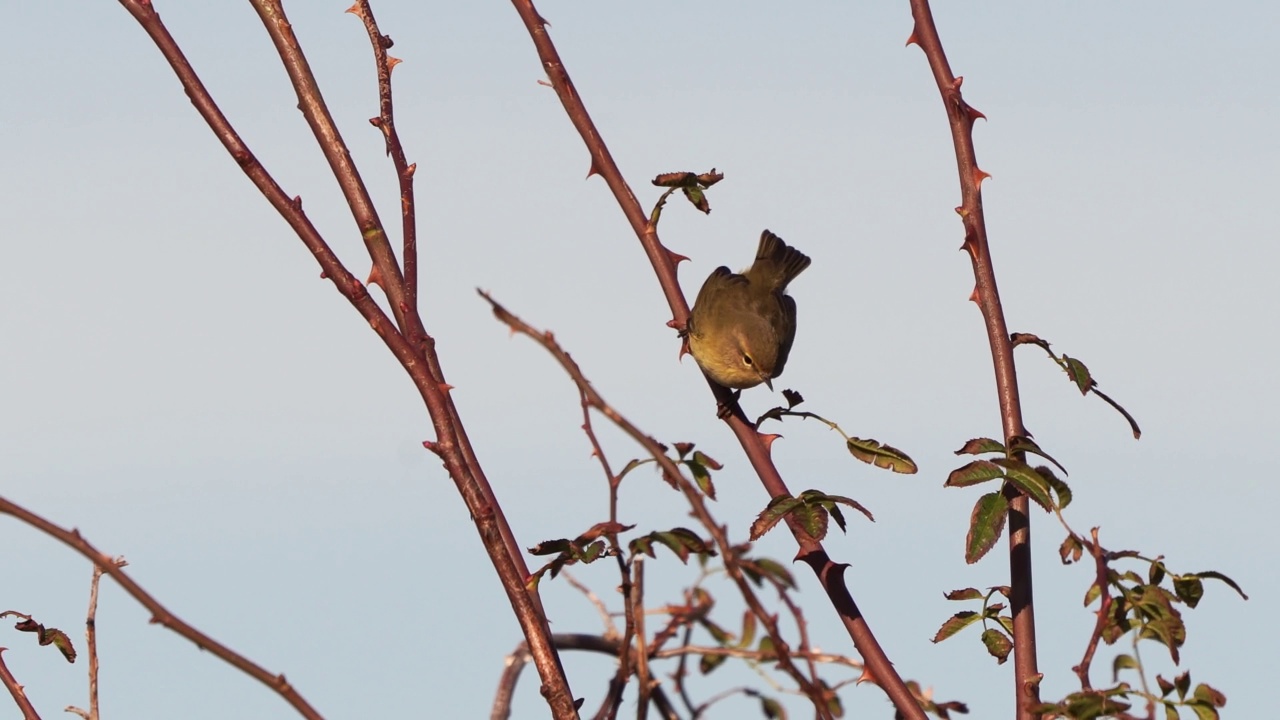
[904,2,1040,716]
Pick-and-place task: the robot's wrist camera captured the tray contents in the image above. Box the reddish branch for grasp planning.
[1072,528,1111,690]
[484,292,843,719]
[505,2,923,717]
[114,1,575,716]
[905,1,1040,716]
[0,497,321,720]
[0,649,40,720]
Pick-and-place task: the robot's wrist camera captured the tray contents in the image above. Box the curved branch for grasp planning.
[0,497,321,720]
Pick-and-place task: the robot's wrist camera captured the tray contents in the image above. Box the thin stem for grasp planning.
[905,2,1039,715]
[348,0,419,315]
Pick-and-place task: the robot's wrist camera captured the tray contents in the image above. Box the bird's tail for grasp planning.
[751,230,811,289]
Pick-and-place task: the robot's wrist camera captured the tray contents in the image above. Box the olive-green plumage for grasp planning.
[687,230,811,389]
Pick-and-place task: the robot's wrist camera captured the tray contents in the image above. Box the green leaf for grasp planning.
[946,459,1005,488]
[685,455,717,500]
[681,184,710,214]
[751,496,803,540]
[759,695,787,719]
[617,457,653,481]
[791,502,830,541]
[1040,466,1074,509]
[738,611,757,649]
[846,437,917,474]
[1192,682,1227,708]
[800,490,875,523]
[992,458,1054,512]
[1063,354,1095,393]
[699,652,727,674]
[932,610,981,643]
[743,557,796,590]
[966,491,1008,564]
[1172,571,1203,604]
[1008,436,1069,476]
[980,628,1012,664]
[954,437,1006,455]
[1084,582,1102,608]
[1112,653,1137,682]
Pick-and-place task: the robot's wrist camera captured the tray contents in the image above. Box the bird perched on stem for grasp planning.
[686,230,811,390]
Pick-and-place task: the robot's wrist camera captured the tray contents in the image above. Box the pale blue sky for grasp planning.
[2,2,1276,718]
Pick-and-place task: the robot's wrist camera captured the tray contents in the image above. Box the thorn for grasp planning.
[369,116,383,127]
[405,162,417,177]
[973,168,991,189]
[438,382,454,394]
[367,265,383,288]
[678,336,690,360]
[344,2,362,17]
[969,286,979,303]
[535,12,550,27]
[586,160,602,179]
[965,103,987,121]
[537,78,553,88]
[759,433,782,451]
[387,56,402,71]
[905,28,919,47]
[665,248,690,266]
[856,666,878,686]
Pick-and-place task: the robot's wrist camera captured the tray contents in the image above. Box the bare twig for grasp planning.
[504,4,923,716]
[68,560,121,720]
[347,0,419,314]
[904,3,1040,715]
[492,635,680,720]
[0,497,323,720]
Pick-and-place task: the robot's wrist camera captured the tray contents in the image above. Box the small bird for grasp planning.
[686,230,811,390]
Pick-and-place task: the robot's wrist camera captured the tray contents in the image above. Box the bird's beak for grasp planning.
[763,377,774,391]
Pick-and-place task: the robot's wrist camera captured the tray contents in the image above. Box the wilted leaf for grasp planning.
[11,617,76,663]
[966,491,1008,564]
[1185,570,1249,600]
[759,695,787,719]
[944,587,985,601]
[846,437,917,473]
[1060,533,1083,565]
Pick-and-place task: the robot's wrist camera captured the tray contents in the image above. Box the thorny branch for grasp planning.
[113,1,576,716]
[905,2,1040,716]
[506,2,924,716]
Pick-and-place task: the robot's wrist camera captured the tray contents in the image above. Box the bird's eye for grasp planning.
[742,354,754,366]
